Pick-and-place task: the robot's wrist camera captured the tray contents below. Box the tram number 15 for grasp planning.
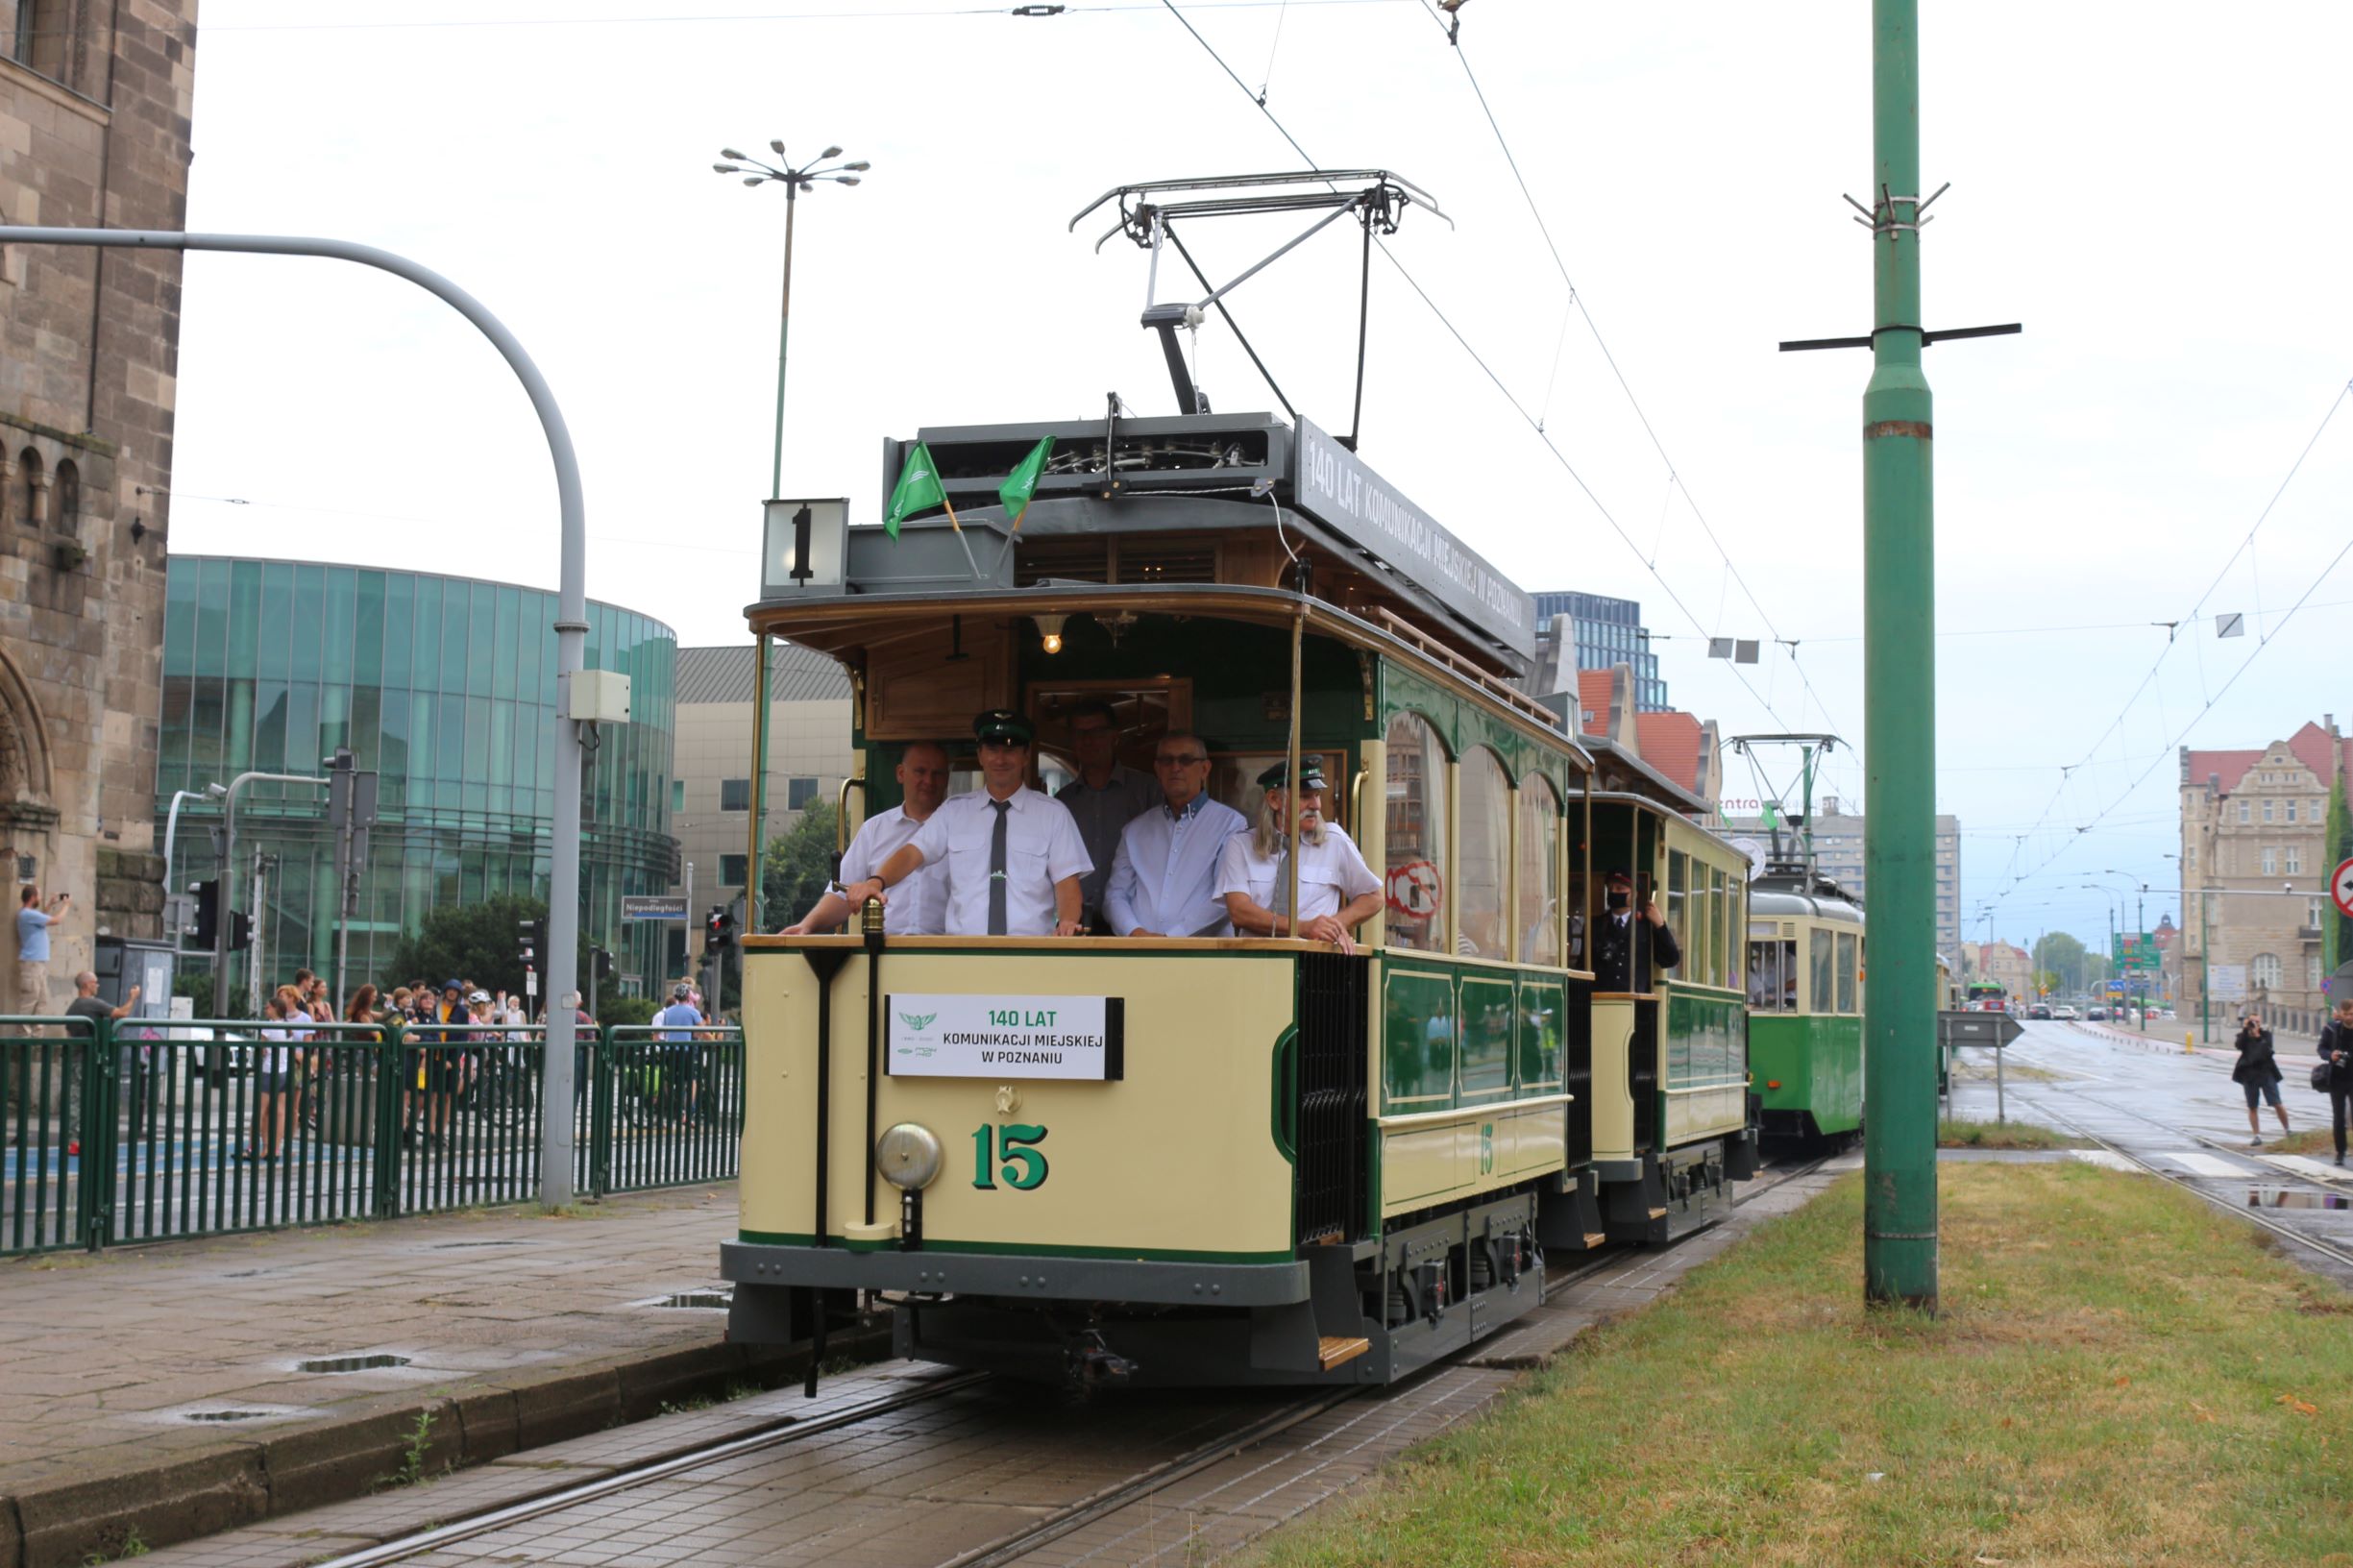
[971,1123,1049,1191]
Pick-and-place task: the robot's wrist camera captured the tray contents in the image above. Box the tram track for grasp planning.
[1995,1077,2353,1276]
[287,1152,1821,1568]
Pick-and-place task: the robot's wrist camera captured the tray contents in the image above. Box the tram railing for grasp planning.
[0,1014,746,1258]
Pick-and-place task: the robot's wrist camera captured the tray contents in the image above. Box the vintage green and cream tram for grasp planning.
[1745,869,1867,1147]
[723,411,1757,1386]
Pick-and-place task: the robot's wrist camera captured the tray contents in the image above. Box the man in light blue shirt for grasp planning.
[651,983,705,1125]
[1104,733,1246,938]
[15,885,68,1018]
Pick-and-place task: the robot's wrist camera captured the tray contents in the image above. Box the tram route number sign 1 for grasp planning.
[886,993,1125,1081]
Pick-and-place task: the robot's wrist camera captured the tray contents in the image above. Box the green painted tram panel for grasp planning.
[1750,1014,1864,1135]
[1516,979,1565,1094]
[1381,968,1457,1112]
[1458,977,1516,1103]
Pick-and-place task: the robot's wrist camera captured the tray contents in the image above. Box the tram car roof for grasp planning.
[748,408,1592,762]
[1749,866,1865,923]
[1571,731,1712,821]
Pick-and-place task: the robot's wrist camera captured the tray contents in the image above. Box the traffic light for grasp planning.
[228,910,254,951]
[518,917,550,973]
[706,905,735,952]
[592,947,615,982]
[190,879,218,946]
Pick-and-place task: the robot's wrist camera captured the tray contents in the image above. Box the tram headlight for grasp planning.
[875,1122,944,1190]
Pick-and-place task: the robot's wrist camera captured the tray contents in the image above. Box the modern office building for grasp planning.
[1531,590,1669,714]
[155,556,680,998]
[1718,799,1964,957]
[667,643,855,961]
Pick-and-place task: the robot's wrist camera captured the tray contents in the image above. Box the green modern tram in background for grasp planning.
[1745,869,1866,1147]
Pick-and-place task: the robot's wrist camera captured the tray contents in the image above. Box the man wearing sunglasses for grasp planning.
[1104,734,1246,938]
[842,709,1091,938]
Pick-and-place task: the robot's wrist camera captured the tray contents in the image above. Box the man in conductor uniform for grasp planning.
[1592,870,1679,992]
[1104,731,1245,938]
[778,740,952,936]
[843,710,1091,938]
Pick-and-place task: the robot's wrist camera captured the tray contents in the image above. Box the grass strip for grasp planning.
[1937,1117,2085,1150]
[1260,1163,2353,1567]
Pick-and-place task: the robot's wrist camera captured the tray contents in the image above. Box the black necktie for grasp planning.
[988,799,1011,936]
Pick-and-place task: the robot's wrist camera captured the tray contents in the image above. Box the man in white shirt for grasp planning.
[1104,731,1246,938]
[1217,761,1382,950]
[1054,700,1158,931]
[779,741,952,936]
[844,710,1091,938]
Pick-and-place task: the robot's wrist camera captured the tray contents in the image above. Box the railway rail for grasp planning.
[289,1156,1826,1568]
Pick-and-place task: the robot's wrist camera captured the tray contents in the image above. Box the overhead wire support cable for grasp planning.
[1152,0,1826,741]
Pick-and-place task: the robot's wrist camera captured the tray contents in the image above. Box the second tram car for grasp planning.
[722,410,1758,1386]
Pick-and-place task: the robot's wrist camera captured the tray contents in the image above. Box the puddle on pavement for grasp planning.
[298,1354,412,1374]
[184,1409,273,1423]
[2246,1188,2351,1211]
[653,1291,732,1310]
[430,1239,539,1248]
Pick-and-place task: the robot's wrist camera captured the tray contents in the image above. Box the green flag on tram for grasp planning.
[884,442,946,540]
[997,436,1054,533]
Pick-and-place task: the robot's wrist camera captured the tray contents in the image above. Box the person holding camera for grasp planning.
[2231,1014,2289,1147]
[15,884,68,1018]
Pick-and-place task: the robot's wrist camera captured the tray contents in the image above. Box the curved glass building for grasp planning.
[155,556,679,996]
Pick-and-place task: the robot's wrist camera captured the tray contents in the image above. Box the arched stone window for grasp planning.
[17,449,42,528]
[1382,711,1449,952]
[53,458,78,530]
[1457,747,1510,961]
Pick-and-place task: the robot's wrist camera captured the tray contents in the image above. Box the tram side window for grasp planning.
[1517,775,1560,967]
[1711,868,1731,990]
[1666,851,1687,967]
[1458,747,1510,962]
[1383,714,1450,953]
[1835,931,1859,1014]
[1749,929,1797,1011]
[1809,927,1835,1015]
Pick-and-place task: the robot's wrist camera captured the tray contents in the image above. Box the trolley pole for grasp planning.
[1860,0,1939,1311]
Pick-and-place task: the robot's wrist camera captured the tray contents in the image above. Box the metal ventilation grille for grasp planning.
[1120,541,1216,583]
[1292,951,1369,1246]
[1016,541,1110,586]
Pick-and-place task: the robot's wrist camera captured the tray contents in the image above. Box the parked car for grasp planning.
[2086,1007,2108,1021]
[2027,1004,2052,1019]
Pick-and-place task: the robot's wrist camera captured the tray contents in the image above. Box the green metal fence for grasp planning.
[0,1014,746,1257]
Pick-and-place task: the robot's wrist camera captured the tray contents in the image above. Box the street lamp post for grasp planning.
[713,140,868,931]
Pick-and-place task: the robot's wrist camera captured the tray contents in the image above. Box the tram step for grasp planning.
[1316,1335,1372,1371]
[1582,1232,1607,1249]
[1648,1208,1668,1220]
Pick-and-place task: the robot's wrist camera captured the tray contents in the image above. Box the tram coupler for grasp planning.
[1066,1326,1139,1391]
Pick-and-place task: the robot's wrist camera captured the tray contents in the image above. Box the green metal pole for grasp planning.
[770,180,798,502]
[1861,0,1938,1311]
[2137,888,2147,1031]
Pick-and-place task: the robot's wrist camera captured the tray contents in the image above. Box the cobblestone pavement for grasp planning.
[137,1161,1858,1568]
[1950,1018,2353,1292]
[0,1184,782,1568]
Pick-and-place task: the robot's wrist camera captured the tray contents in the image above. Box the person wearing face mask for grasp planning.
[1591,869,1679,992]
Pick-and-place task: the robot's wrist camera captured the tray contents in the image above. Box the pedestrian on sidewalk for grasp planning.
[2317,1000,2353,1168]
[242,989,301,1163]
[2231,1014,2289,1147]
[61,971,140,1159]
[14,885,66,1021]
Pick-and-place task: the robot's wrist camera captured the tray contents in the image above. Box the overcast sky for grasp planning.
[168,0,2353,955]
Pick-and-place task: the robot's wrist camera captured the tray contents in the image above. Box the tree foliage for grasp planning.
[761,801,840,932]
[383,893,586,1002]
[2032,931,2095,996]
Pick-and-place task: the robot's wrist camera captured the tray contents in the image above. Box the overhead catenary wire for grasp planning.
[1975,380,2351,908]
[1151,0,1841,758]
[1404,0,1849,738]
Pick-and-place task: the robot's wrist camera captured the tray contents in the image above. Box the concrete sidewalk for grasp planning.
[0,1185,855,1568]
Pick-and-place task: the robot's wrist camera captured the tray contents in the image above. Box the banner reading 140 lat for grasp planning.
[885,994,1125,1082]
